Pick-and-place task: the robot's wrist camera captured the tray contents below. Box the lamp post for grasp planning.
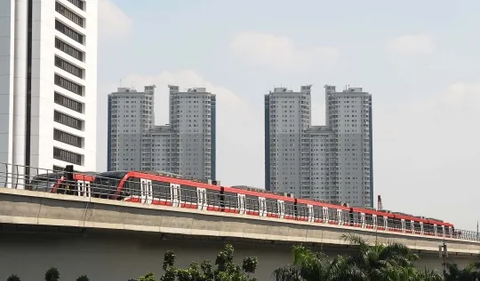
[439,242,448,274]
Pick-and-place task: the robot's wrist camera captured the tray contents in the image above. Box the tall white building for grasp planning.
[265,85,373,207]
[169,86,216,181]
[107,85,216,181]
[264,86,312,197]
[107,86,155,171]
[0,0,98,179]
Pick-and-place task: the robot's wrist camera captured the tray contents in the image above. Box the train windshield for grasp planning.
[30,173,62,191]
[92,171,128,197]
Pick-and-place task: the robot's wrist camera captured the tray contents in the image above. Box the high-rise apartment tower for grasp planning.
[107,86,155,171]
[265,85,373,207]
[0,0,98,179]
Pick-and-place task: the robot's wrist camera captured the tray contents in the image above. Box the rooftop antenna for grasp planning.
[377,195,383,211]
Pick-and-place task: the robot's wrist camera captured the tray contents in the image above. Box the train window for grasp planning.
[265,199,279,214]
[284,202,296,218]
[424,223,434,234]
[223,192,238,210]
[179,184,197,205]
[328,209,337,222]
[245,195,259,211]
[377,216,384,228]
[365,214,374,227]
[414,221,421,232]
[123,177,141,196]
[151,180,171,201]
[206,189,220,207]
[313,206,322,221]
[297,205,308,218]
[392,218,402,231]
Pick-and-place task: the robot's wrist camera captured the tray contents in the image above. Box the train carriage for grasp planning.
[84,170,456,240]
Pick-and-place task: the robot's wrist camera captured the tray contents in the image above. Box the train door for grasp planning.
[433,224,438,236]
[277,200,285,219]
[420,222,424,235]
[77,180,91,198]
[410,220,415,234]
[448,226,453,238]
[441,226,446,237]
[372,214,377,230]
[401,219,406,233]
[140,179,153,204]
[196,188,207,210]
[170,183,180,207]
[360,213,366,228]
[322,207,329,224]
[307,205,314,222]
[337,209,343,225]
[237,194,246,214]
[383,216,388,231]
[258,197,266,217]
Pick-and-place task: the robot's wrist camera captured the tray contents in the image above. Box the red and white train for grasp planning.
[32,169,456,239]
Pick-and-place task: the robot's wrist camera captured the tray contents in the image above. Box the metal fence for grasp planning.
[0,161,479,243]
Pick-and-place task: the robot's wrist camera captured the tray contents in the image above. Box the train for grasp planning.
[31,169,456,239]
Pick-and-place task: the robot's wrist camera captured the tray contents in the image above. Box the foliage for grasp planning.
[7,275,21,281]
[273,234,446,281]
[44,267,60,281]
[157,243,258,281]
[76,275,90,281]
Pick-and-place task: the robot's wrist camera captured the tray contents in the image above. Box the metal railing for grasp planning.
[0,161,479,243]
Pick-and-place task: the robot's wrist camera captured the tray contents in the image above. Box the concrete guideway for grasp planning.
[0,188,479,256]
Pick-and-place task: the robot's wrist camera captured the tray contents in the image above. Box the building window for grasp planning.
[54,74,83,96]
[53,165,64,171]
[55,38,84,62]
[54,128,83,148]
[55,56,84,78]
[53,147,83,165]
[55,2,84,27]
[67,0,85,11]
[54,110,84,131]
[55,20,84,44]
[54,92,84,113]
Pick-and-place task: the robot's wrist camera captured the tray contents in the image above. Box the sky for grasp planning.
[96,0,480,230]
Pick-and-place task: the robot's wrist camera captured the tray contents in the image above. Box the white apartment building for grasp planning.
[169,86,216,181]
[108,86,155,171]
[141,125,170,172]
[107,85,216,181]
[265,85,373,207]
[264,86,312,197]
[324,85,373,207]
[0,0,98,180]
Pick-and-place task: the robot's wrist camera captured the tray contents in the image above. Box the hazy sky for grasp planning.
[96,0,480,230]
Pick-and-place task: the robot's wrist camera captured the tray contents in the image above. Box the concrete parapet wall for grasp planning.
[1,188,479,256]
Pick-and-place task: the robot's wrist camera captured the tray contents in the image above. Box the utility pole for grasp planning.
[439,242,448,274]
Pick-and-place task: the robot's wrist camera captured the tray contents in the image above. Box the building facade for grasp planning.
[169,86,216,181]
[264,86,312,197]
[0,0,98,180]
[107,85,216,181]
[107,86,155,171]
[265,85,373,207]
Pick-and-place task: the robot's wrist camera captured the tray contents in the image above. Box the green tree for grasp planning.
[45,267,60,281]
[76,276,90,281]
[157,243,258,281]
[274,234,444,281]
[7,275,21,281]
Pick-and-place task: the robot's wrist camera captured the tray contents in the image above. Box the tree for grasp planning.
[76,275,90,281]
[273,234,445,281]
[156,243,258,281]
[7,275,21,281]
[45,268,60,281]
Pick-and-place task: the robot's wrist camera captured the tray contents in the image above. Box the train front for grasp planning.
[91,171,128,199]
[29,173,63,192]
